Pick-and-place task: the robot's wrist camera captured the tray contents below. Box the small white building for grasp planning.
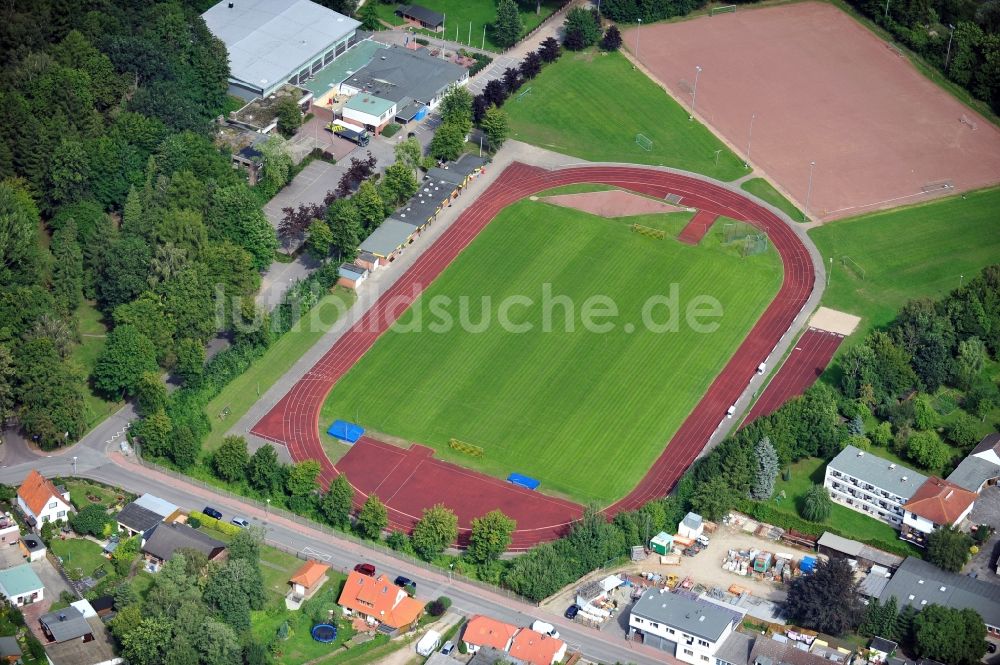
[341,94,396,134]
[0,564,44,607]
[628,589,745,665]
[17,469,72,527]
[678,512,703,540]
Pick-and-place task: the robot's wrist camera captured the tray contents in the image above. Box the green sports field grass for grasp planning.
[321,200,782,504]
[373,0,561,52]
[809,187,1000,343]
[506,51,747,181]
[740,178,803,222]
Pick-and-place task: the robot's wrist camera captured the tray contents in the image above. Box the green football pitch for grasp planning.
[505,51,747,181]
[321,198,781,504]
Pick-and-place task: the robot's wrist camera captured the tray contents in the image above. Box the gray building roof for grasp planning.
[342,45,468,106]
[682,512,703,532]
[879,556,1000,629]
[631,590,742,643]
[41,606,93,643]
[817,532,904,569]
[0,636,20,658]
[359,219,415,257]
[469,646,523,665]
[749,636,834,665]
[828,445,928,500]
[947,455,1000,493]
[116,503,163,534]
[715,631,755,665]
[870,637,897,653]
[393,183,449,228]
[142,522,226,562]
[397,4,445,28]
[133,493,178,518]
[338,263,366,278]
[970,432,1000,457]
[860,565,893,598]
[203,0,359,96]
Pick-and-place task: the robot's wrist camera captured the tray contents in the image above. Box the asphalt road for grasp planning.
[0,435,662,665]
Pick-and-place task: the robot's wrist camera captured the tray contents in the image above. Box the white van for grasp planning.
[416,630,441,657]
[531,620,560,639]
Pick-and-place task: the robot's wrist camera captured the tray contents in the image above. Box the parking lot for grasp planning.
[966,485,1000,580]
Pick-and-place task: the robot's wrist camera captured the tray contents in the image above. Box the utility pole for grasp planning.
[691,65,703,116]
[945,24,956,69]
[745,112,755,168]
[806,160,816,212]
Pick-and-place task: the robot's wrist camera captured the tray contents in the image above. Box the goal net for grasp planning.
[636,133,653,151]
[710,4,736,15]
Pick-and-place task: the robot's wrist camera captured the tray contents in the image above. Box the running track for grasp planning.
[742,328,844,424]
[252,163,816,549]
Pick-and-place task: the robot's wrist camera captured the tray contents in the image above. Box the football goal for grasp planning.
[710,5,736,15]
[636,133,653,151]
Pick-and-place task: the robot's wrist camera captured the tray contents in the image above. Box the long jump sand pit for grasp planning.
[623,2,1000,220]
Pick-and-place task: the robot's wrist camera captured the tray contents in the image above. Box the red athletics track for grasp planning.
[742,328,844,425]
[251,163,816,549]
[677,210,719,245]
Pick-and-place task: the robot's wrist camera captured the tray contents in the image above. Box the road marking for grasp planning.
[301,546,332,562]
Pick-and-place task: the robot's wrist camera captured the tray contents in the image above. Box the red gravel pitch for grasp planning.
[623,2,1000,220]
[742,328,844,424]
[252,163,815,549]
[542,189,686,217]
[678,210,719,244]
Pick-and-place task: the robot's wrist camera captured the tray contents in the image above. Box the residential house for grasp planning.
[508,628,567,665]
[748,635,845,665]
[628,589,745,665]
[823,446,928,527]
[947,433,1000,493]
[0,564,44,606]
[288,560,330,607]
[40,606,94,643]
[713,631,755,665]
[468,646,521,665]
[132,494,180,522]
[0,636,20,663]
[116,504,164,539]
[140,522,226,568]
[900,477,977,546]
[879,556,1000,637]
[337,571,424,634]
[462,615,519,654]
[17,470,72,527]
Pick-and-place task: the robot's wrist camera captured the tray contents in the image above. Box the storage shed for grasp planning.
[649,531,674,555]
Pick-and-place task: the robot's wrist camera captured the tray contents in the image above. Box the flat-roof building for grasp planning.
[824,446,927,528]
[628,589,744,665]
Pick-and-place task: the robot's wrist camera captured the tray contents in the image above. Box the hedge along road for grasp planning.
[251,160,823,550]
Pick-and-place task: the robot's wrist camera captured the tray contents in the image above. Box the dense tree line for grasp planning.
[0,1,282,449]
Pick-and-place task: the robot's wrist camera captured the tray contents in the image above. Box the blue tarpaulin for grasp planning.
[327,420,364,443]
[413,106,428,121]
[799,555,817,573]
[507,473,540,490]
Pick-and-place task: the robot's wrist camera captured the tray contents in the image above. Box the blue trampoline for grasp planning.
[311,624,337,643]
[507,473,540,490]
[327,420,364,444]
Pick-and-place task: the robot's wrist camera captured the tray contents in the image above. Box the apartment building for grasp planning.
[823,446,927,527]
[628,589,745,665]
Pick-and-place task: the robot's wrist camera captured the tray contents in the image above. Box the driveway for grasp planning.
[965,484,1000,580]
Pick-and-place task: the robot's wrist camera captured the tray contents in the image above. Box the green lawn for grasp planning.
[69,301,123,429]
[321,199,782,504]
[50,538,114,581]
[740,178,803,222]
[506,51,747,181]
[809,187,1000,343]
[61,478,130,510]
[772,457,914,553]
[373,0,561,52]
[204,288,356,452]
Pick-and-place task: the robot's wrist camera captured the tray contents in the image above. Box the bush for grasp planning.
[381,123,401,138]
[426,600,446,617]
[800,484,833,522]
[415,38,429,46]
[188,516,202,529]
[190,511,243,537]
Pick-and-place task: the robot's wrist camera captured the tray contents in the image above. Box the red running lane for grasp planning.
[251,163,816,549]
[742,328,844,425]
[677,210,719,245]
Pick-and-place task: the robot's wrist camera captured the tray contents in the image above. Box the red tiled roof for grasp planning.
[290,560,330,588]
[903,477,977,525]
[337,572,424,629]
[463,615,519,651]
[508,628,566,665]
[17,470,64,516]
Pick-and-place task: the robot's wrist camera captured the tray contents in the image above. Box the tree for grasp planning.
[430,122,467,162]
[913,604,986,665]
[134,372,167,416]
[132,410,172,458]
[467,510,515,564]
[0,346,14,425]
[305,219,334,259]
[119,617,172,665]
[538,36,561,63]
[326,198,363,261]
[229,527,262,564]
[0,178,43,286]
[870,421,893,448]
[381,162,419,206]
[966,378,1000,421]
[50,220,83,313]
[481,105,510,150]
[70,503,113,537]
[248,445,282,494]
[393,137,423,177]
[784,558,862,635]
[563,7,601,50]
[354,180,385,231]
[690,476,733,520]
[750,436,779,499]
[600,25,623,51]
[93,324,158,398]
[320,473,354,528]
[259,136,294,195]
[171,425,200,470]
[493,0,524,49]
[97,235,152,313]
[800,484,832,522]
[945,412,980,448]
[213,435,250,483]
[439,86,473,134]
[357,494,387,539]
[274,97,302,138]
[114,293,176,365]
[913,394,940,430]
[359,1,382,31]
[286,460,321,496]
[174,337,205,385]
[906,430,952,470]
[955,336,987,388]
[203,558,264,630]
[519,51,542,80]
[208,184,278,271]
[502,67,522,93]
[482,79,508,107]
[860,596,898,638]
[503,541,575,601]
[926,525,974,573]
[411,504,459,560]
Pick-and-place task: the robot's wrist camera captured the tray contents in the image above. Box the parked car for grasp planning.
[987,642,997,654]
[354,562,376,576]
[440,641,455,655]
[203,507,222,520]
[564,604,580,620]
[696,535,710,547]
[393,576,415,588]
[231,517,250,528]
[531,620,559,639]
